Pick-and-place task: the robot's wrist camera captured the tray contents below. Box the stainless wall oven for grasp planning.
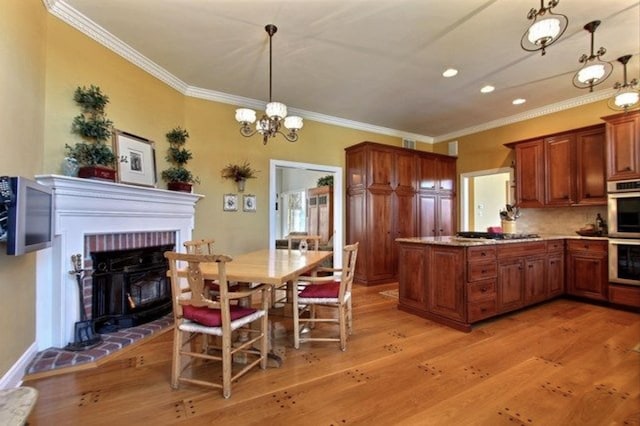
[607,179,640,238]
[608,179,640,286]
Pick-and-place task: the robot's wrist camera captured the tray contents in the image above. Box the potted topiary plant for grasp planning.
[221,161,257,192]
[161,126,200,192]
[317,175,334,187]
[65,85,117,180]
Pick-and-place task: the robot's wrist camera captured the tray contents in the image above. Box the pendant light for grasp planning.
[608,55,639,112]
[572,20,613,92]
[520,0,568,56]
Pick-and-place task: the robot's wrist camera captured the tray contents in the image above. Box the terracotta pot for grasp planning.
[167,181,193,193]
[78,165,116,181]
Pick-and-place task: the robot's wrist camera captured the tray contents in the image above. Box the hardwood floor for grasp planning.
[24,283,640,425]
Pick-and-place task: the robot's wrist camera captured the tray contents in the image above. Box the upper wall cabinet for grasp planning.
[602,110,640,181]
[506,124,606,208]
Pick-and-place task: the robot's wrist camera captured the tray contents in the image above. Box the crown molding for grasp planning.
[432,89,615,143]
[42,0,188,93]
[43,0,609,146]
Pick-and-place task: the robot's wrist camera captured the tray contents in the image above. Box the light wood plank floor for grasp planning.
[24,283,640,425]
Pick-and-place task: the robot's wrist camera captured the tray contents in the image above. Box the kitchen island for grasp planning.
[396,235,610,331]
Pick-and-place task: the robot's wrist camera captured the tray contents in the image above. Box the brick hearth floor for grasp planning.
[25,315,173,376]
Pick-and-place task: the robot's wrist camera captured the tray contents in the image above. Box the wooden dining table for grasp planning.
[187,248,333,366]
[195,248,332,286]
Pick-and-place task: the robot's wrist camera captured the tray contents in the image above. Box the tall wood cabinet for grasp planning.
[307,185,333,244]
[506,124,606,207]
[346,141,457,285]
[603,110,640,181]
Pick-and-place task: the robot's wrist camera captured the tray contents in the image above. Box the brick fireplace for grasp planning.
[35,175,202,349]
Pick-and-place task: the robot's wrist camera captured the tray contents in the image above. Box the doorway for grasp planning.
[269,160,343,267]
[460,168,513,232]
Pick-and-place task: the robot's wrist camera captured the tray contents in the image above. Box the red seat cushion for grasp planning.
[182,305,257,327]
[299,281,341,298]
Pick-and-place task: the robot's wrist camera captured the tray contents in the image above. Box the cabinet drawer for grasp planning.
[547,240,565,252]
[467,280,496,301]
[609,284,640,308]
[467,300,497,322]
[567,239,608,253]
[497,241,547,258]
[467,261,497,282]
[467,246,496,261]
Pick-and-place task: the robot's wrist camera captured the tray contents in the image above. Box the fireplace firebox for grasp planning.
[91,244,174,333]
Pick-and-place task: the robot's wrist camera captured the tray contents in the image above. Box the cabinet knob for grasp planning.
[481,252,486,257]
[480,287,488,293]
[481,270,487,274]
[625,166,632,171]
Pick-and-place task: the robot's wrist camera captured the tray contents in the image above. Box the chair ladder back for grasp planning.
[340,242,359,299]
[183,239,216,255]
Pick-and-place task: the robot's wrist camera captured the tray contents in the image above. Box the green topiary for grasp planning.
[161,127,200,184]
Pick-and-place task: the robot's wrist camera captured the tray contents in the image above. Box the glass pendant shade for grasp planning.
[614,90,639,108]
[235,108,256,124]
[284,116,303,130]
[577,64,606,84]
[265,102,287,118]
[527,18,561,46]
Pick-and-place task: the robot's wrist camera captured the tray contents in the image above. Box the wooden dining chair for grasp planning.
[164,251,270,398]
[292,242,359,351]
[183,239,240,295]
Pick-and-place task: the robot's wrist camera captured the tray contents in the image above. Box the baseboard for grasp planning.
[0,342,37,389]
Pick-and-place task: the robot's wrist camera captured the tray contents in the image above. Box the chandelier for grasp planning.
[235,24,303,145]
[520,0,568,56]
[572,20,613,92]
[608,55,639,112]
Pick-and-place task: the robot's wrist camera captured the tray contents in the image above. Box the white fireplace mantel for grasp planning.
[35,175,203,349]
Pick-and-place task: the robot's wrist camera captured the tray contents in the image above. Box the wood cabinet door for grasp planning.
[515,140,545,207]
[417,155,438,191]
[605,111,640,181]
[394,151,416,192]
[366,190,395,281]
[575,128,606,205]
[497,258,525,313]
[368,147,394,190]
[392,191,417,275]
[567,251,608,301]
[547,252,564,297]
[437,157,456,192]
[545,134,574,206]
[317,192,332,243]
[524,255,546,303]
[307,195,319,236]
[428,246,465,321]
[346,147,366,191]
[398,244,428,311]
[418,193,436,237]
[438,194,455,236]
[347,190,367,282]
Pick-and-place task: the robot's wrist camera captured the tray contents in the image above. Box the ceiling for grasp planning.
[48,0,639,142]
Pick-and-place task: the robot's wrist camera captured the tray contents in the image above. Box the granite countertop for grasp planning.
[395,234,609,247]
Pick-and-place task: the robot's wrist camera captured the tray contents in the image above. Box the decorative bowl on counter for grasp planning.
[575,229,603,237]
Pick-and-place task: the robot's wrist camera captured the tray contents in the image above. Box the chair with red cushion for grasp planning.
[164,251,270,398]
[292,242,359,351]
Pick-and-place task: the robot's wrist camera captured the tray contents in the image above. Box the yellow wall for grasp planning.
[0,0,47,378]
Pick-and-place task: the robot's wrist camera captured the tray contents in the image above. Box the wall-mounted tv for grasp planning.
[0,176,54,256]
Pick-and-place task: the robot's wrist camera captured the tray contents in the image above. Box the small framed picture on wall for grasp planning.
[243,194,256,212]
[223,194,238,211]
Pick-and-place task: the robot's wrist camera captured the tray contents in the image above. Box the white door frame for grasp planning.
[460,167,513,232]
[269,159,343,268]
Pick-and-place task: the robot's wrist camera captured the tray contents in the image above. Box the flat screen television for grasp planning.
[0,176,54,256]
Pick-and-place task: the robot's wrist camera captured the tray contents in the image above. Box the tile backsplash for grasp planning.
[514,206,608,235]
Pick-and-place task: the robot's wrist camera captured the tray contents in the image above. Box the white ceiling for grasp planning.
[48,0,639,142]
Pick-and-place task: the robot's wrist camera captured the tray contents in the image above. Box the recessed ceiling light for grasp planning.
[442,68,458,78]
[480,85,495,93]
[512,98,526,105]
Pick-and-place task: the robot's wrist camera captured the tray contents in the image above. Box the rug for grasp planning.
[379,289,399,300]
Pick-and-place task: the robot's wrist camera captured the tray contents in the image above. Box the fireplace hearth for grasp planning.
[91,244,174,333]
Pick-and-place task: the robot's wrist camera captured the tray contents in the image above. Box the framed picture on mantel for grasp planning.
[114,130,157,187]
